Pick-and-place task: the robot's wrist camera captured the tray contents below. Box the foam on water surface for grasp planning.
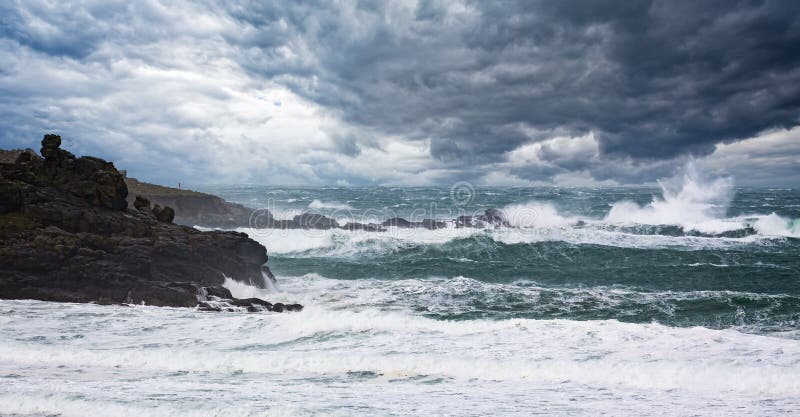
[1,295,799,416]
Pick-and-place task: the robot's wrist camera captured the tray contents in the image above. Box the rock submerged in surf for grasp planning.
[198,296,303,313]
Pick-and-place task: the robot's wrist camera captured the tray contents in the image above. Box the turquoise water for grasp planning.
[201,177,800,336]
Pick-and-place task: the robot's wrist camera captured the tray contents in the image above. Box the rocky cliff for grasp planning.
[125,177,255,228]
[0,135,300,312]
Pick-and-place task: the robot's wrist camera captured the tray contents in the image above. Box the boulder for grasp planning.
[382,217,413,227]
[152,203,163,218]
[455,215,475,227]
[341,222,385,232]
[40,134,74,162]
[133,195,151,211]
[293,212,338,229]
[477,208,510,227]
[157,206,175,223]
[421,219,447,230]
[151,204,175,223]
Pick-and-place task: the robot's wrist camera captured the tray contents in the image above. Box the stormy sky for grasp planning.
[0,0,798,187]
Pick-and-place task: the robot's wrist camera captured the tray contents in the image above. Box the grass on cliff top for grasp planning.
[125,177,214,198]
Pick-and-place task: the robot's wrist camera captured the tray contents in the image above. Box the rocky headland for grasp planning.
[125,177,255,228]
[0,135,301,312]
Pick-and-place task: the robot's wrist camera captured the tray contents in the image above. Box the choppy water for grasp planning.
[2,169,799,416]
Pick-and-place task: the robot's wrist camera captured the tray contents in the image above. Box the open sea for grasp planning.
[2,170,800,416]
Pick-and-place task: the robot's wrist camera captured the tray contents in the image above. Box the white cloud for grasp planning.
[697,127,800,187]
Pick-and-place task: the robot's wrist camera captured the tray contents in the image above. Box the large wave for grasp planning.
[605,163,734,233]
[603,163,798,237]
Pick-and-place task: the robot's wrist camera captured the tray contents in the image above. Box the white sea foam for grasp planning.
[605,163,738,234]
[753,213,800,238]
[235,222,766,259]
[272,273,799,327]
[1,298,799,404]
[0,393,307,417]
[236,227,335,254]
[308,199,353,210]
[502,201,579,228]
[223,276,275,299]
[270,208,304,221]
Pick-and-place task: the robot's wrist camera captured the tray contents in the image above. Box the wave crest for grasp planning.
[308,199,353,210]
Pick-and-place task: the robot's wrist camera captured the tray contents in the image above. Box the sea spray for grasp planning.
[262,269,281,292]
[753,213,800,238]
[223,277,272,299]
[308,199,353,210]
[501,201,578,228]
[605,162,735,233]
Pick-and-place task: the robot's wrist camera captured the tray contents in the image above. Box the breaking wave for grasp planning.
[602,163,799,237]
[236,165,798,259]
[308,199,353,210]
[605,163,735,233]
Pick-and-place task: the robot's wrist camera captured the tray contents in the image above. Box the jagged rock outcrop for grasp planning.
[151,204,176,223]
[341,222,386,232]
[477,208,511,227]
[0,135,301,312]
[380,217,448,230]
[133,195,151,211]
[421,218,447,230]
[382,217,414,228]
[293,212,339,229]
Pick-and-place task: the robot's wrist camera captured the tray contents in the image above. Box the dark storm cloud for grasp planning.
[226,0,800,165]
[1,0,798,186]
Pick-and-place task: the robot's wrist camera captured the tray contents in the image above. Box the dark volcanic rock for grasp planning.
[226,297,303,313]
[341,222,385,232]
[0,135,301,311]
[161,205,175,223]
[382,217,413,228]
[455,215,475,227]
[293,213,338,229]
[151,204,175,223]
[454,209,509,228]
[133,195,151,211]
[40,134,75,162]
[421,219,447,230]
[477,208,510,227]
